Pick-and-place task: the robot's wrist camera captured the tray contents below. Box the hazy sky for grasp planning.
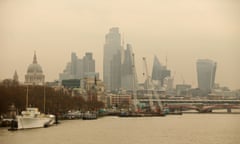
[0,0,239,89]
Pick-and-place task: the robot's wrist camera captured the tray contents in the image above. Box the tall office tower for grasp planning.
[121,44,138,91]
[59,52,96,82]
[76,58,83,79]
[151,56,170,88]
[71,52,78,77]
[59,62,73,81]
[103,27,122,91]
[83,52,95,75]
[152,56,162,81]
[111,50,122,91]
[196,59,217,93]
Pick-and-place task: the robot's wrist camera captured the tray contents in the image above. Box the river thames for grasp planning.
[0,114,240,144]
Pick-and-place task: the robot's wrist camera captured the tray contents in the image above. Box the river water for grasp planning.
[0,114,240,144]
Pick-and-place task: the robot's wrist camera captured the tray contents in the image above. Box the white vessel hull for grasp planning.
[17,115,55,129]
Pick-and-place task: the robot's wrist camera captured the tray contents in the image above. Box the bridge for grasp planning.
[137,99,240,113]
[139,99,240,104]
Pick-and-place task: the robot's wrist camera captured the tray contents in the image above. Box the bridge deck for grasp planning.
[138,99,240,104]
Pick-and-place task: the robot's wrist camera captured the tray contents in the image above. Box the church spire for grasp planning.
[13,70,19,82]
[33,51,37,64]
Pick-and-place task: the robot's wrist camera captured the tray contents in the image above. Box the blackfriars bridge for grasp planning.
[137,99,240,113]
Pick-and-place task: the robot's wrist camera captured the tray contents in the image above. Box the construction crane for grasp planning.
[142,57,153,90]
[142,57,168,113]
[131,53,139,112]
[131,53,136,95]
[142,57,155,112]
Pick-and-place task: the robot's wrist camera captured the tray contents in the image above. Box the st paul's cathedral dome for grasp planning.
[25,52,45,85]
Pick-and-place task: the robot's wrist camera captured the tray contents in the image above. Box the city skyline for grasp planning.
[0,0,239,89]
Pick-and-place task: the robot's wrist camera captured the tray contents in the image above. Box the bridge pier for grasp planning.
[227,108,231,113]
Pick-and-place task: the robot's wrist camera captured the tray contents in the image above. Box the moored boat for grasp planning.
[82,111,97,120]
[9,107,55,130]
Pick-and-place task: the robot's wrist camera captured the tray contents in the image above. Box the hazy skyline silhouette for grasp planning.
[0,0,239,89]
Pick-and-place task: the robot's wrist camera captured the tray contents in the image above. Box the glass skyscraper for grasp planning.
[196,59,217,93]
[59,52,95,82]
[121,44,138,91]
[151,56,170,88]
[103,27,122,91]
[103,28,138,92]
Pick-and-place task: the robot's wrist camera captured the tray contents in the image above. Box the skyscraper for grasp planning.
[196,59,217,93]
[71,52,78,77]
[59,52,96,82]
[110,50,122,91]
[83,52,95,75]
[103,27,122,91]
[152,56,162,81]
[151,56,171,88]
[121,44,138,91]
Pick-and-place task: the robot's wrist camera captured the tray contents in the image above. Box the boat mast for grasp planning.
[43,84,46,114]
[26,85,29,109]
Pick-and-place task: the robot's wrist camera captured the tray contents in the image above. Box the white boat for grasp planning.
[10,107,55,130]
[9,86,56,130]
